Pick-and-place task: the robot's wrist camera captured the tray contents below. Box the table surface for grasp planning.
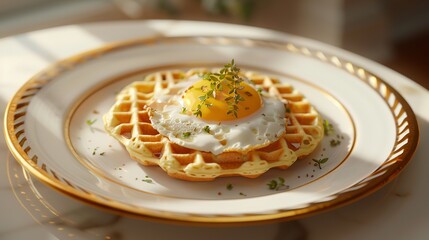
[1,20,428,240]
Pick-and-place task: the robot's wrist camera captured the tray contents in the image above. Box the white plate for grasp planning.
[4,36,418,224]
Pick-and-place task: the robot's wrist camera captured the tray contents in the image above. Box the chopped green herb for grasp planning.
[239,192,247,196]
[194,108,202,118]
[203,125,211,133]
[267,180,278,190]
[226,183,233,190]
[323,119,334,135]
[313,158,329,169]
[330,139,341,147]
[142,175,154,184]
[267,177,288,191]
[257,88,263,94]
[181,107,187,114]
[99,152,105,156]
[86,119,97,126]
[92,147,99,155]
[183,132,191,138]
[142,179,153,184]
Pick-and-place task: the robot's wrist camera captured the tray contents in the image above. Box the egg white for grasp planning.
[147,79,286,155]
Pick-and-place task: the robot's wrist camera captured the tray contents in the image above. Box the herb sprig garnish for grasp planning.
[92,147,99,155]
[203,125,211,133]
[330,139,341,147]
[323,120,343,146]
[312,158,329,169]
[323,119,334,135]
[86,119,97,126]
[267,177,288,191]
[92,147,105,156]
[194,59,247,118]
[182,132,192,138]
[142,175,154,184]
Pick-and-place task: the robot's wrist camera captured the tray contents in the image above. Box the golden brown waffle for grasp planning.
[103,69,324,181]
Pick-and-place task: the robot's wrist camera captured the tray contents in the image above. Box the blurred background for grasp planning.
[1,0,428,89]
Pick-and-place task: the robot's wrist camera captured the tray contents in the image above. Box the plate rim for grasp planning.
[4,35,420,225]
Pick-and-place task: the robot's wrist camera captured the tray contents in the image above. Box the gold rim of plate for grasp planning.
[3,36,420,225]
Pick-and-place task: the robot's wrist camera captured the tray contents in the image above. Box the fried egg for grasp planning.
[147,74,286,155]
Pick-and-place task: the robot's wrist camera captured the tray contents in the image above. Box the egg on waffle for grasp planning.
[103,61,324,181]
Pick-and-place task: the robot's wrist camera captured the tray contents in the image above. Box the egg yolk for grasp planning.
[182,79,262,121]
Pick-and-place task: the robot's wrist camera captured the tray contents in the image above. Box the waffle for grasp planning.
[103,69,324,181]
